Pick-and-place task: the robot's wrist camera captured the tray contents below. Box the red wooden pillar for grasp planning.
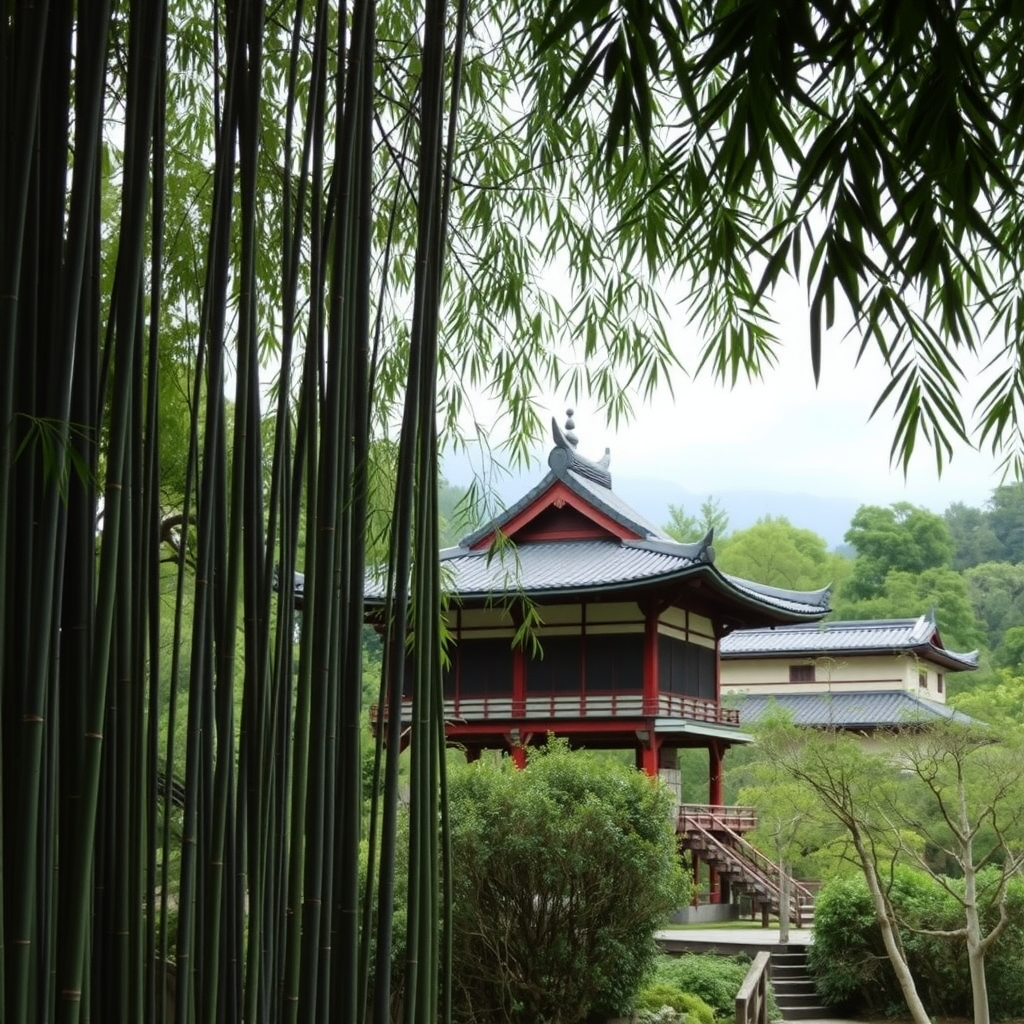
[708,739,723,807]
[643,611,659,716]
[637,731,660,777]
[512,645,525,718]
[510,744,527,770]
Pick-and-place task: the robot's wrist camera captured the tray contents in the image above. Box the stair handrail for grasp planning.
[686,819,784,902]
[703,810,816,907]
[735,950,771,1024]
[684,819,811,926]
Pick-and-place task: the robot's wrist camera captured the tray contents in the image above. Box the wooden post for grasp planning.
[708,739,724,806]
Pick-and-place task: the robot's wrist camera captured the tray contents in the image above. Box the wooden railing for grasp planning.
[678,803,758,833]
[678,808,815,925]
[371,692,740,726]
[735,951,771,1024]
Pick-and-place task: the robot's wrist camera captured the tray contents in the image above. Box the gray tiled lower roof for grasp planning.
[730,690,978,728]
[720,615,978,672]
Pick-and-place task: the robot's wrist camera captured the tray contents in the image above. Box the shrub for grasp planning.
[648,953,779,1020]
[809,868,1024,1020]
[634,983,716,1024]
[446,741,689,1024]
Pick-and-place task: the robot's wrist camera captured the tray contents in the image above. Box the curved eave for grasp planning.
[721,640,978,673]
[379,543,830,627]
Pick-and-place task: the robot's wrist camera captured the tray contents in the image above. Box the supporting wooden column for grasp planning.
[708,739,724,807]
[643,610,659,715]
[636,730,660,778]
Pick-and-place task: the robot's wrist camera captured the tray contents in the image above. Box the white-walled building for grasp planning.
[720,613,979,734]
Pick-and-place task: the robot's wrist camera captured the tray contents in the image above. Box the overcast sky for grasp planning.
[453,323,1011,522]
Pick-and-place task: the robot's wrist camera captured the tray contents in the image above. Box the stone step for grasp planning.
[770,947,830,1021]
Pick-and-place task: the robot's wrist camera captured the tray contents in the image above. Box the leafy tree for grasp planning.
[810,870,1024,1020]
[715,515,841,591]
[952,669,1024,726]
[986,484,1024,562]
[945,502,1004,572]
[664,496,729,543]
[889,723,1024,1024]
[963,561,1024,652]
[751,721,934,1024]
[752,718,1024,1024]
[445,742,688,1024]
[843,503,955,601]
[831,566,987,655]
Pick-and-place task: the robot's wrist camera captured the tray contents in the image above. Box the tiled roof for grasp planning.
[424,538,831,618]
[292,414,833,627]
[720,615,978,671]
[731,690,978,728]
[438,539,701,594]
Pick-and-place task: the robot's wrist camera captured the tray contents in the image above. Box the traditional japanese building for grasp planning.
[413,411,832,805]
[721,613,979,744]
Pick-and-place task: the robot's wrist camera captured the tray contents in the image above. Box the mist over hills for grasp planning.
[442,450,864,549]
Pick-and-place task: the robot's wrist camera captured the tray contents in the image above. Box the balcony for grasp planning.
[370,691,740,727]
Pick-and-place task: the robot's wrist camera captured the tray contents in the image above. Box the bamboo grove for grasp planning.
[10,0,1024,1021]
[0,0,462,1020]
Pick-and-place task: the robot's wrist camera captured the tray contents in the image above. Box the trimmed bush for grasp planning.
[634,983,716,1024]
[446,742,689,1024]
[809,868,1024,1020]
[647,953,780,1021]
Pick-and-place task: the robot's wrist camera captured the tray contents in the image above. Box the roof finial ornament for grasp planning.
[564,408,578,448]
[548,410,613,489]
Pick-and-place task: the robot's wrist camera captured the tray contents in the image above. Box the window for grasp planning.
[918,669,928,689]
[938,673,945,694]
[789,664,815,683]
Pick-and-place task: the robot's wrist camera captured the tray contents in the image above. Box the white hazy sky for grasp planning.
[457,321,1012,519]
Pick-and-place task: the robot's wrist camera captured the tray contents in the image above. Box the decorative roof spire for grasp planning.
[548,411,612,489]
[563,408,579,448]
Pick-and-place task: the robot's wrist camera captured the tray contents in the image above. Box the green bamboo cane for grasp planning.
[175,7,240,1014]
[0,34,51,922]
[200,1,267,1018]
[328,0,375,1015]
[145,15,169,1020]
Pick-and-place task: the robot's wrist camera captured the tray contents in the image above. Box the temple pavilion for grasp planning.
[407,412,832,808]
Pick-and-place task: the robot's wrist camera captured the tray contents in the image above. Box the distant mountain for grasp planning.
[441,452,861,549]
[612,475,861,549]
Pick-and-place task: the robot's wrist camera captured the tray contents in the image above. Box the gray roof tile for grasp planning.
[731,690,979,728]
[720,615,978,671]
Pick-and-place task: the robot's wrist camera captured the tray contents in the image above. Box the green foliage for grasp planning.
[649,953,775,1021]
[634,983,716,1024]
[446,742,688,1024]
[946,502,1005,572]
[843,503,955,601]
[540,0,1024,475]
[831,566,986,655]
[954,669,1024,726]
[810,870,1024,1020]
[964,561,1024,655]
[663,496,729,544]
[715,515,840,592]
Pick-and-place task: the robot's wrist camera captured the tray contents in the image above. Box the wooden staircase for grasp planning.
[770,946,829,1020]
[676,805,815,928]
